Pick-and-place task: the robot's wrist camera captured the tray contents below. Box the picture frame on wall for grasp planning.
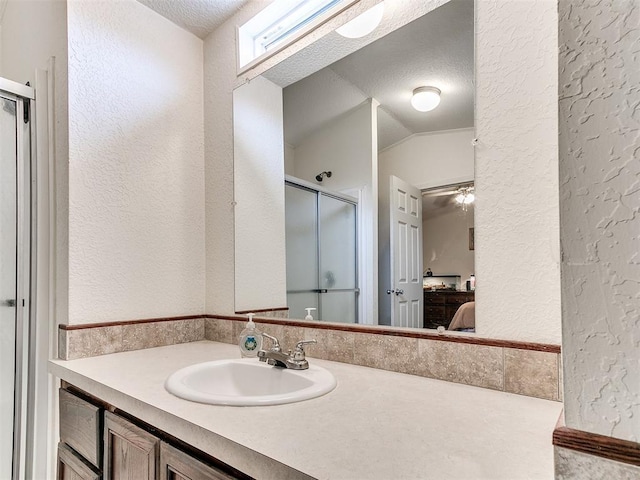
[469,227,475,251]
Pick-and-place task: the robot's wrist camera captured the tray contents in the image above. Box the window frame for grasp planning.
[236,0,358,75]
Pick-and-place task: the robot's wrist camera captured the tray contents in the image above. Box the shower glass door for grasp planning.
[0,94,18,479]
[0,80,32,480]
[285,181,358,322]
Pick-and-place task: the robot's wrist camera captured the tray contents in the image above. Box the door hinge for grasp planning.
[23,99,30,124]
[23,81,30,124]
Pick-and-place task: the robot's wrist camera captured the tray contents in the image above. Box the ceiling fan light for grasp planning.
[455,193,465,204]
[411,86,441,112]
[336,3,385,39]
[464,193,475,204]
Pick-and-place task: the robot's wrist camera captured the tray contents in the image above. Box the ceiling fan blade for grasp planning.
[422,190,457,197]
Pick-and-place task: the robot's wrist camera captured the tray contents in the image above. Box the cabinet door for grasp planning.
[58,443,101,480]
[104,412,159,480]
[159,442,236,480]
[59,388,102,468]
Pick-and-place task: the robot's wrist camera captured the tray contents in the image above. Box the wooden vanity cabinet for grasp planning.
[58,442,101,480]
[160,442,236,480]
[104,411,158,480]
[59,387,250,480]
[104,413,244,480]
[58,387,104,480]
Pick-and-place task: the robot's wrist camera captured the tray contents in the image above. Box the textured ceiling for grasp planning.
[135,0,249,39]
[283,0,474,149]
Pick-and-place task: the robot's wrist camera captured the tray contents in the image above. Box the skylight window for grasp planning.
[238,0,351,71]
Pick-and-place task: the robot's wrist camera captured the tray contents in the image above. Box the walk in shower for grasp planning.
[0,78,33,480]
[285,180,358,323]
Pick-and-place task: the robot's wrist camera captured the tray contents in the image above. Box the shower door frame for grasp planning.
[285,177,360,323]
[0,77,34,480]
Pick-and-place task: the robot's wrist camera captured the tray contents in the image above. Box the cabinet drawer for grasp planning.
[160,442,236,480]
[424,293,445,305]
[60,389,102,467]
[448,295,472,306]
[58,442,101,480]
[424,305,446,316]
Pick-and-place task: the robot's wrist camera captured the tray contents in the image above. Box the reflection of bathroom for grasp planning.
[282,2,475,329]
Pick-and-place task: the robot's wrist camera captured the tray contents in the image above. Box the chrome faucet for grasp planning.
[258,333,316,370]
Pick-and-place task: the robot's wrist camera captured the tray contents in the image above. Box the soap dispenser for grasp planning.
[238,313,262,357]
[304,307,316,321]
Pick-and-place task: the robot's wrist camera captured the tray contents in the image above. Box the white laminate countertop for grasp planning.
[50,340,562,480]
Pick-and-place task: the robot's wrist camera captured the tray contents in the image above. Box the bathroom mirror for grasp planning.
[234,0,475,331]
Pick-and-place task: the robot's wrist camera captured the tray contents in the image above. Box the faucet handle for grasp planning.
[295,339,317,350]
[262,332,281,352]
[293,339,317,360]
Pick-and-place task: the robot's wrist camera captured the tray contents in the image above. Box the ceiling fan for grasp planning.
[421,184,475,205]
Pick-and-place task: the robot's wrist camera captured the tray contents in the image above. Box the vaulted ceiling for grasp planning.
[283,0,474,150]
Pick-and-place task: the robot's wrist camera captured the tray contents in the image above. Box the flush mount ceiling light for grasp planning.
[336,3,385,39]
[411,86,441,112]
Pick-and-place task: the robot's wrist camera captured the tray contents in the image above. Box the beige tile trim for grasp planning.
[59,318,205,360]
[208,314,560,353]
[60,315,561,401]
[554,421,640,468]
[555,447,640,480]
[205,317,562,401]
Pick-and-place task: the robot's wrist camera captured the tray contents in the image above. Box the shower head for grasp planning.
[315,171,332,182]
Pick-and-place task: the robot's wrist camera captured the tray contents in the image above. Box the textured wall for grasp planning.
[378,128,475,190]
[559,0,640,441]
[293,101,374,191]
[423,204,475,285]
[475,0,561,343]
[67,0,205,324]
[203,2,266,315]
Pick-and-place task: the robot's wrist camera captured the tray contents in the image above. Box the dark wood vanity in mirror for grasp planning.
[424,290,475,330]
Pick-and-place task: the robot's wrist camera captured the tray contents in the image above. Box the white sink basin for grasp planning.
[165,358,337,406]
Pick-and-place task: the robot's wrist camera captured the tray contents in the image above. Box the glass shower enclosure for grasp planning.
[285,180,358,323]
[0,79,33,480]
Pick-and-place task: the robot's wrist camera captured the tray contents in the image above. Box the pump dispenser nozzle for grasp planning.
[304,308,317,321]
[239,313,261,357]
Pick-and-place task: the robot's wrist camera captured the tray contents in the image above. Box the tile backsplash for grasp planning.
[59,318,204,360]
[59,315,562,401]
[204,317,561,401]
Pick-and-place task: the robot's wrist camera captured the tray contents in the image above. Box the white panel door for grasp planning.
[389,176,423,328]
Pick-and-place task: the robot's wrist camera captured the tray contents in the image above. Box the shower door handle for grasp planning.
[1,299,16,307]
